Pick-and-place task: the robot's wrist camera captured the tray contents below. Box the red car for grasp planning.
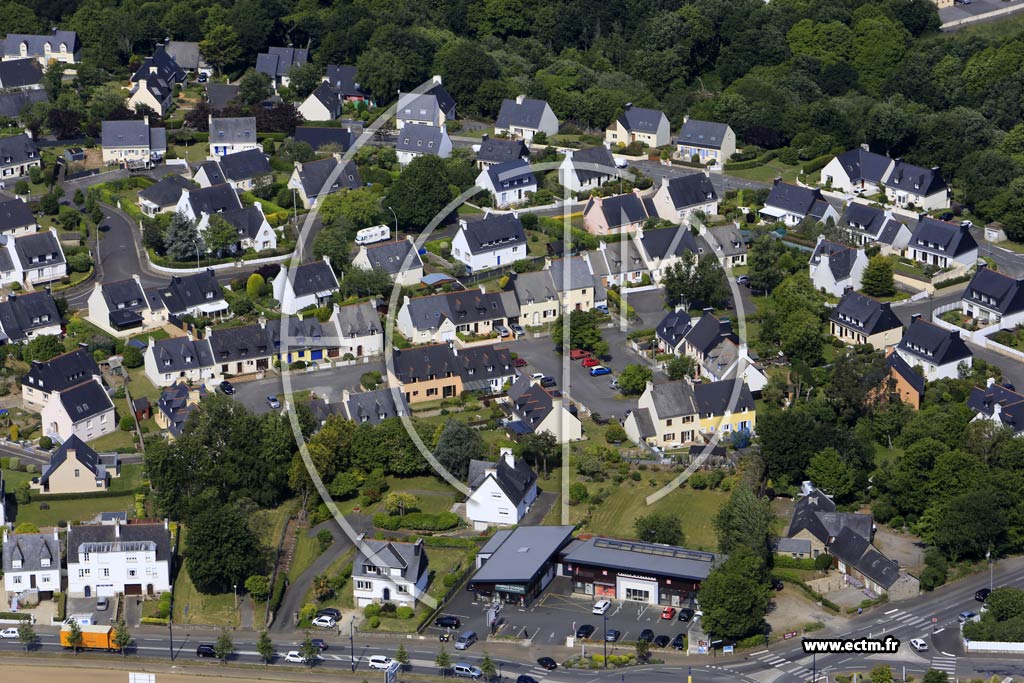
[513,357,528,367]
[569,349,591,360]
[581,357,600,367]
[661,607,677,620]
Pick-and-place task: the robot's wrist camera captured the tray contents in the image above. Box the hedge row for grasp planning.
[26,487,147,502]
[724,150,778,171]
[801,152,836,175]
[772,556,818,570]
[421,536,479,549]
[373,511,460,531]
[268,573,288,616]
[140,617,169,626]
[935,273,974,290]
[0,611,31,621]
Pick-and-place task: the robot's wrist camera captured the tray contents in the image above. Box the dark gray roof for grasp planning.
[354,539,428,582]
[102,119,165,150]
[676,118,729,150]
[641,226,699,260]
[345,387,408,425]
[360,239,421,275]
[810,239,858,281]
[284,259,339,297]
[886,352,925,396]
[306,82,344,119]
[662,173,718,209]
[294,126,353,151]
[829,527,901,590]
[0,89,47,118]
[476,135,529,165]
[150,269,225,315]
[209,323,272,362]
[968,382,1024,432]
[255,46,309,78]
[693,379,755,416]
[549,256,593,293]
[0,133,39,168]
[832,147,892,184]
[40,435,101,486]
[217,148,271,181]
[397,82,456,121]
[685,313,737,357]
[765,180,821,216]
[139,175,195,208]
[787,488,872,543]
[150,336,214,372]
[840,203,887,237]
[458,345,514,386]
[396,123,446,156]
[564,536,718,582]
[0,291,59,341]
[468,452,536,505]
[206,83,240,112]
[507,374,555,431]
[13,230,63,269]
[649,380,696,419]
[495,97,550,130]
[618,105,666,134]
[210,116,257,145]
[391,344,460,384]
[334,302,381,337]
[898,317,972,366]
[67,521,172,565]
[324,65,369,98]
[157,382,206,438]
[221,205,267,239]
[709,225,748,257]
[484,159,535,191]
[911,217,978,258]
[776,538,811,555]
[165,41,201,70]
[22,348,100,394]
[589,240,646,278]
[459,213,526,255]
[963,268,1024,316]
[567,145,615,185]
[131,44,186,85]
[2,531,59,574]
[2,30,79,59]
[584,192,654,229]
[631,407,656,439]
[133,72,173,105]
[185,184,242,216]
[471,526,576,584]
[267,316,327,352]
[295,156,361,200]
[830,292,903,336]
[0,57,41,89]
[886,160,946,197]
[404,290,508,331]
[656,310,692,349]
[58,378,113,423]
[512,270,557,304]
[0,196,34,233]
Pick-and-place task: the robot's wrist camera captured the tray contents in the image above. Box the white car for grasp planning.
[311,615,336,629]
[910,638,928,652]
[530,373,544,381]
[368,655,395,670]
[592,600,611,615]
[0,627,19,639]
[283,651,306,663]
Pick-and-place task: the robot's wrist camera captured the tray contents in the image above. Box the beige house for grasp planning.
[101,117,166,168]
[829,292,904,350]
[550,256,597,313]
[33,435,113,495]
[511,270,560,328]
[505,375,582,444]
[604,105,671,148]
[388,345,464,405]
[624,379,755,449]
[583,190,656,236]
[21,347,102,412]
[40,378,116,445]
[675,117,736,168]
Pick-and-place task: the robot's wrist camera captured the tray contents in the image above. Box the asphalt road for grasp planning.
[232,360,384,414]
[631,160,770,195]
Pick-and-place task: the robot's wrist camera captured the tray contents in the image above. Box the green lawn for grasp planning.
[300,547,356,610]
[90,428,138,453]
[14,491,136,527]
[527,230,551,257]
[171,526,240,627]
[255,498,296,548]
[130,328,169,345]
[727,160,802,184]
[126,367,163,403]
[873,443,904,469]
[288,530,324,582]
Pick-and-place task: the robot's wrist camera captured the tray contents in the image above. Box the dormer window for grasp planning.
[12,559,21,569]
[41,558,50,568]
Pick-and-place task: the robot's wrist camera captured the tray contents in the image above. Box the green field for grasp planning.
[6,463,145,527]
[726,159,802,184]
[288,530,324,582]
[90,428,138,452]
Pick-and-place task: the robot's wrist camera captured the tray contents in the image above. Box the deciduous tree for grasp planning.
[635,512,684,545]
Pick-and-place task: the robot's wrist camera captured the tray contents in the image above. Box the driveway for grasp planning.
[232,361,385,414]
[630,160,770,196]
[66,596,111,625]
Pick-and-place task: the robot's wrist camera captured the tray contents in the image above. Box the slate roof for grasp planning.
[685,313,737,357]
[0,89,46,118]
[396,123,446,156]
[403,290,509,331]
[185,184,242,216]
[101,119,166,151]
[2,30,79,60]
[495,97,551,130]
[150,336,214,372]
[306,82,344,119]
[156,382,206,438]
[12,229,63,270]
[776,538,812,556]
[829,526,901,590]
[267,316,327,352]
[396,82,456,121]
[221,205,268,240]
[692,379,755,416]
[910,217,977,257]
[765,180,822,216]
[294,126,353,151]
[584,192,655,229]
[471,525,576,584]
[631,407,657,439]
[345,387,409,425]
[468,452,537,505]
[968,382,1024,433]
[810,239,859,282]
[209,116,257,145]
[324,65,369,98]
[390,344,460,384]
[209,323,272,362]
[832,147,892,184]
[164,41,201,70]
[58,378,114,423]
[149,270,225,315]
[354,539,428,582]
[656,310,692,349]
[830,292,903,336]
[459,214,526,255]
[484,159,536,191]
[67,521,172,565]
[295,156,361,199]
[886,160,946,197]
[661,173,718,209]
[0,58,41,89]
[255,46,309,79]
[641,226,699,260]
[138,175,195,208]
[0,133,39,168]
[2,531,59,574]
[840,203,887,237]
[549,256,594,293]
[506,374,557,431]
[567,145,616,185]
[649,380,697,419]
[588,240,646,278]
[709,225,748,257]
[512,270,558,304]
[0,196,34,233]
[22,348,100,394]
[458,345,514,385]
[333,301,381,337]
[0,291,58,342]
[618,105,666,134]
[217,148,271,181]
[285,259,339,297]
[205,84,240,112]
[786,487,873,544]
[563,536,718,581]
[132,72,173,105]
[360,239,422,276]
[886,352,925,397]
[131,44,186,85]
[962,267,1024,316]
[676,118,730,150]
[476,135,529,165]
[39,435,101,486]
[898,317,973,366]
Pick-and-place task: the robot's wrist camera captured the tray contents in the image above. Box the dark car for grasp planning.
[576,624,595,640]
[638,629,655,643]
[517,677,540,683]
[436,616,462,629]
[541,376,557,388]
[939,212,955,221]
[197,72,208,83]
[976,588,992,602]
[605,629,621,642]
[196,644,216,658]
[671,634,686,650]
[317,608,342,620]
[311,638,328,651]
[653,635,671,648]
[513,357,528,367]
[771,578,784,591]
[219,380,235,395]
[677,608,695,622]
[537,657,558,670]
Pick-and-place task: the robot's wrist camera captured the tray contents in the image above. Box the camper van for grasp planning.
[354,225,391,245]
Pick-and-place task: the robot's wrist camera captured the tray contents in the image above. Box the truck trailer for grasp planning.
[60,624,121,651]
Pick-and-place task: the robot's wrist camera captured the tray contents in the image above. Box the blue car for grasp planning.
[589,366,611,376]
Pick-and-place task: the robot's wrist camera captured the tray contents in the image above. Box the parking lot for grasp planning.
[428,578,700,652]
[66,596,113,626]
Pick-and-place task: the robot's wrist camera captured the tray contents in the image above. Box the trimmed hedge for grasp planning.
[0,611,31,621]
[724,150,778,171]
[801,152,836,175]
[373,511,460,531]
[935,273,973,290]
[140,617,169,626]
[29,487,147,502]
[772,556,817,570]
[268,573,288,615]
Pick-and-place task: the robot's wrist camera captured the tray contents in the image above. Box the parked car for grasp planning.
[511,324,525,337]
[609,379,620,390]
[541,376,557,388]
[592,600,611,615]
[653,635,671,648]
[317,608,342,620]
[589,366,611,376]
[961,220,974,229]
[96,597,109,611]
[368,655,395,670]
[266,395,281,409]
[939,212,955,221]
[671,633,686,650]
[638,629,655,643]
[677,608,695,622]
[196,644,217,658]
[910,638,928,652]
[576,624,595,639]
[582,357,601,367]
[454,630,478,650]
[530,372,545,381]
[595,304,609,314]
[569,349,591,360]
[0,628,19,639]
[605,629,621,642]
[219,380,235,395]
[537,657,558,670]
[517,676,540,683]
[495,324,510,337]
[435,616,462,629]
[975,588,992,602]
[197,72,208,83]
[771,578,784,591]
[311,615,335,629]
[660,607,676,620]
[736,275,749,286]
[453,663,483,679]
[513,357,528,367]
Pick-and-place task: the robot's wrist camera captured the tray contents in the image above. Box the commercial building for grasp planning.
[469,525,576,606]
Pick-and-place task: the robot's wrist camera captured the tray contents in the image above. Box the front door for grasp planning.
[382,588,390,601]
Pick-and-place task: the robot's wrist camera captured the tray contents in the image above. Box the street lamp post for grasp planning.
[233,584,237,609]
[350,615,356,672]
[386,205,398,235]
[988,549,994,592]
[192,239,200,269]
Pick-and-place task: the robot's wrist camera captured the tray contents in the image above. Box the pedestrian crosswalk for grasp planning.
[931,656,957,675]
[749,650,815,678]
[880,609,931,629]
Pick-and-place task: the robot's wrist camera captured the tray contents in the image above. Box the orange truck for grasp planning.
[60,624,121,651]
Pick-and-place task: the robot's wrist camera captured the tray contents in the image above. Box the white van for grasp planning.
[453,663,482,679]
[367,655,395,670]
[454,630,477,650]
[354,225,391,245]
[65,614,93,626]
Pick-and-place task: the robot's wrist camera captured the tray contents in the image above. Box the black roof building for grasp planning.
[138,175,196,209]
[294,156,361,201]
[58,378,114,423]
[660,173,718,209]
[0,196,34,234]
[886,160,946,198]
[359,238,422,276]
[910,217,978,259]
[495,96,551,130]
[150,336,214,373]
[22,348,100,394]
[810,238,859,282]
[565,145,616,186]
[0,290,59,342]
[468,450,536,505]
[483,159,536,193]
[344,387,409,425]
[294,126,354,152]
[0,133,39,169]
[506,375,558,432]
[0,89,46,119]
[656,310,692,350]
[828,526,901,590]
[676,118,730,150]
[962,266,1024,317]
[831,147,892,184]
[255,46,309,80]
[215,148,271,182]
[67,520,172,565]
[205,83,240,112]
[148,270,225,315]
[897,316,973,368]
[640,226,699,261]
[208,323,272,363]
[324,65,370,99]
[764,179,826,217]
[0,57,41,89]
[476,134,530,166]
[39,435,104,488]
[283,259,339,298]
[968,380,1024,433]
[684,312,737,357]
[693,379,755,416]
[830,292,903,337]
[584,191,655,230]
[458,213,526,256]
[391,344,460,384]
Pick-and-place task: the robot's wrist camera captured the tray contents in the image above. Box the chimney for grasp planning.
[987,377,996,388]
[114,519,120,538]
[432,74,442,85]
[860,143,870,152]
[356,532,366,543]
[994,402,1003,421]
[910,313,921,322]
[413,538,423,556]
[479,284,486,294]
[53,527,59,541]
[500,447,515,467]
[322,254,331,268]
[773,177,782,186]
[515,94,526,105]
[163,518,169,530]
[2,528,6,543]
[703,307,714,315]
[258,315,267,330]
[645,380,654,393]
[624,102,632,111]
[880,302,891,312]
[143,114,149,128]
[683,115,689,124]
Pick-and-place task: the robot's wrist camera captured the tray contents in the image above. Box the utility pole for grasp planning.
[349,615,356,672]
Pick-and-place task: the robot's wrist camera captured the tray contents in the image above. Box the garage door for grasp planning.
[96,584,116,598]
[124,584,143,596]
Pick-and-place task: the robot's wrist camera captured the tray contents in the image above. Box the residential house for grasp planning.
[457,344,515,395]
[510,269,560,327]
[0,290,61,342]
[0,196,35,236]
[877,352,925,410]
[475,134,530,169]
[101,117,167,168]
[207,321,275,377]
[294,126,354,152]
[829,291,904,349]
[820,145,894,195]
[323,65,372,104]
[961,266,1024,327]
[885,160,949,211]
[66,519,173,597]
[708,225,749,267]
[0,90,47,121]
[494,95,558,142]
[838,203,912,254]
[760,179,839,226]
[389,344,463,404]
[34,435,111,494]
[154,381,206,440]
[395,76,456,128]
[127,44,185,116]
[675,117,736,168]
[667,309,766,393]
[451,213,528,273]
[624,379,755,448]
[193,148,272,191]
[785,485,874,559]
[267,314,337,367]
[1,228,67,287]
[2,30,80,66]
[219,203,277,253]
[505,374,582,444]
[895,314,973,381]
[342,387,409,425]
[173,183,260,249]
[352,537,428,608]
[205,83,240,113]
[693,379,758,441]
[549,256,599,313]
[652,173,719,224]
[144,335,216,387]
[968,378,1024,434]
[272,257,339,315]
[829,526,920,600]
[147,269,228,319]
[656,309,693,356]
[907,216,978,269]
[208,116,258,158]
[476,159,536,208]
[2,528,61,598]
[585,239,647,287]
[329,301,383,358]
[164,41,209,75]
[351,236,424,287]
[0,471,4,526]
[466,448,539,530]
[395,123,452,166]
[605,104,671,148]
[255,46,309,91]
[21,348,102,411]
[40,377,115,444]
[558,145,616,193]
[0,133,40,178]
[0,58,41,90]
[396,289,516,344]
[297,82,346,122]
[137,175,196,216]
[287,155,362,209]
[86,276,164,337]
[583,190,656,236]
[808,236,868,296]
[634,225,700,283]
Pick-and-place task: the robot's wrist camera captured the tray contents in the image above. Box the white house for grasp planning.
[760,179,839,226]
[961,266,1024,327]
[2,528,61,599]
[558,145,616,193]
[494,95,558,142]
[66,519,173,597]
[255,46,308,91]
[287,154,362,209]
[3,30,80,67]
[504,374,582,444]
[272,257,339,315]
[395,76,456,129]
[465,448,539,531]
[652,173,719,224]
[476,159,536,208]
[820,145,894,195]
[174,185,275,254]
[605,104,671,148]
[808,236,868,297]
[895,315,973,381]
[451,213,527,273]
[0,133,40,179]
[633,225,700,283]
[208,116,259,158]
[883,160,949,211]
[907,217,978,270]
[352,236,424,287]
[297,82,344,122]
[395,123,452,167]
[352,537,429,607]
[329,302,383,359]
[0,290,61,342]
[821,147,949,210]
[101,116,167,168]
[675,117,736,168]
[193,148,272,192]
[0,228,67,288]
[40,377,115,445]
[144,335,216,387]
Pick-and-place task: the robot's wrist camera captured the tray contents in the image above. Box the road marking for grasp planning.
[884,608,899,615]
